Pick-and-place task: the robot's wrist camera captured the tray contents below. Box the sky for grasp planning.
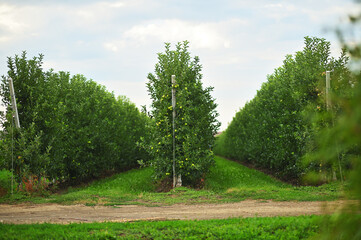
[0,0,358,130]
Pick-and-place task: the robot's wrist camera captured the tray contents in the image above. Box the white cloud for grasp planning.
[0,3,51,45]
[258,3,297,22]
[0,0,144,43]
[0,4,31,39]
[0,36,11,43]
[103,41,125,52]
[105,19,247,51]
[264,3,283,8]
[61,0,148,31]
[0,4,26,33]
[300,4,355,26]
[101,1,126,8]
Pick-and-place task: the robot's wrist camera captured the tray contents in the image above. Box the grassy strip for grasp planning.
[206,156,343,201]
[1,156,344,205]
[0,215,322,240]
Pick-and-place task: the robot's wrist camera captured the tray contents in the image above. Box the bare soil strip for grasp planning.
[0,200,348,224]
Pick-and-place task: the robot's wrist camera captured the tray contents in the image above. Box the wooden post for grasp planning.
[326,71,331,111]
[326,70,343,182]
[8,77,20,128]
[171,75,182,188]
[326,71,336,180]
[172,75,177,188]
[8,77,20,196]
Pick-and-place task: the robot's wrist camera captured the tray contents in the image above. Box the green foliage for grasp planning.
[0,215,322,240]
[0,169,12,195]
[215,36,349,181]
[0,123,50,183]
[145,41,220,185]
[0,52,151,184]
[0,52,45,128]
[310,8,361,239]
[213,133,231,158]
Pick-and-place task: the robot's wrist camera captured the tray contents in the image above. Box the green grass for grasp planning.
[0,156,344,205]
[206,156,343,201]
[0,215,322,240]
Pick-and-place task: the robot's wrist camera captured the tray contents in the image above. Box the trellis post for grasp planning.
[326,70,343,182]
[172,75,182,188]
[326,71,331,111]
[8,77,20,195]
[9,77,20,128]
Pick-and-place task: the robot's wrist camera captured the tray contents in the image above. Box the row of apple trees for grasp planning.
[144,41,220,187]
[0,52,151,185]
[214,36,353,182]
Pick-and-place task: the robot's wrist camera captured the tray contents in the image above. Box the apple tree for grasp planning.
[146,41,220,187]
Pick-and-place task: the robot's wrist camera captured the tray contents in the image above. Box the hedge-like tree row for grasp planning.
[214,37,350,181]
[0,52,150,183]
[144,42,220,186]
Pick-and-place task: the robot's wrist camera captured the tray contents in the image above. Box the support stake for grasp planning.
[326,71,331,111]
[171,75,181,188]
[8,77,20,195]
[172,75,177,188]
[326,70,343,183]
[9,77,20,129]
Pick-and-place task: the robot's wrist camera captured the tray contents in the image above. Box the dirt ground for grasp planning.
[0,200,348,224]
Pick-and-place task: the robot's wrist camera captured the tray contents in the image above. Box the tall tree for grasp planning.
[146,41,220,187]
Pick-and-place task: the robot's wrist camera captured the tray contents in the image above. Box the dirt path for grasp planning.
[0,200,348,224]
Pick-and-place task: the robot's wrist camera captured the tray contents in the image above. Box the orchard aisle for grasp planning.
[0,200,350,224]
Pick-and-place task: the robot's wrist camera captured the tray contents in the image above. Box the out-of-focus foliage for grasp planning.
[313,77,361,236]
[144,41,220,186]
[0,169,12,195]
[313,4,361,239]
[215,37,349,182]
[0,52,151,184]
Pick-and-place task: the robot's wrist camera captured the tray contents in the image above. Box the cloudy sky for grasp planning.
[0,0,357,130]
